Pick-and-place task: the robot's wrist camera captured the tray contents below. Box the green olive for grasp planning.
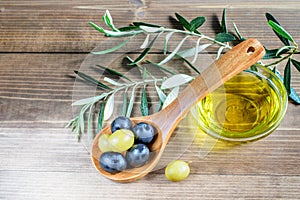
[165,160,190,182]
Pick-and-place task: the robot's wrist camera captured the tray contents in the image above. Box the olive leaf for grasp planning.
[72,94,106,106]
[291,59,300,72]
[284,59,292,94]
[103,77,123,86]
[268,20,294,43]
[121,91,128,116]
[126,86,136,117]
[274,69,300,104]
[221,8,228,33]
[140,87,149,116]
[263,47,282,59]
[103,94,115,120]
[164,32,175,55]
[74,71,112,90]
[102,10,119,32]
[215,32,235,43]
[155,84,167,102]
[145,60,176,75]
[175,12,191,31]
[87,104,94,139]
[140,26,162,33]
[177,55,201,74]
[161,74,193,89]
[96,65,132,82]
[162,86,179,109]
[92,37,132,54]
[133,22,161,28]
[159,35,190,65]
[190,16,206,32]
[266,13,290,46]
[177,43,211,59]
[119,26,140,31]
[140,34,150,49]
[98,101,106,131]
[129,33,161,65]
[216,46,225,60]
[89,22,105,34]
[233,23,244,40]
[276,46,293,56]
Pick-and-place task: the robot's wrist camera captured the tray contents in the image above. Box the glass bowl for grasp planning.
[191,64,288,142]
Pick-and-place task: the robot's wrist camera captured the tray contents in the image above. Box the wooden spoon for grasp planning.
[91,38,265,182]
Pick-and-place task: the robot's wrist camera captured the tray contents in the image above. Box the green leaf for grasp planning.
[129,33,161,65]
[140,26,162,33]
[263,47,282,59]
[216,46,225,60]
[92,37,132,55]
[140,34,150,49]
[284,59,291,94]
[133,22,161,28]
[233,23,244,40]
[221,8,228,33]
[159,35,190,65]
[274,69,300,104]
[102,10,119,32]
[104,77,123,86]
[89,22,105,34]
[175,13,191,31]
[98,101,105,131]
[126,86,136,117]
[177,43,211,59]
[155,84,167,102]
[87,104,94,140]
[145,60,176,75]
[161,74,193,89]
[276,46,293,56]
[142,66,147,80]
[291,59,300,72]
[190,16,206,32]
[118,26,140,31]
[268,20,294,43]
[96,65,132,82]
[103,94,114,120]
[164,32,175,55]
[177,55,201,74]
[289,87,300,104]
[121,91,128,116]
[72,94,106,106]
[74,71,112,90]
[140,87,149,116]
[215,32,235,43]
[162,86,179,109]
[266,13,290,46]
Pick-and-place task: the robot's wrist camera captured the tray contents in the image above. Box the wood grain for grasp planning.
[1,0,300,199]
[1,0,300,52]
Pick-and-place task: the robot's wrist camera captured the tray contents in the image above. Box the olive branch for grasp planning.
[67,9,300,140]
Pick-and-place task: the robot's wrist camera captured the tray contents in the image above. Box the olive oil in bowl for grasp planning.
[192,65,288,142]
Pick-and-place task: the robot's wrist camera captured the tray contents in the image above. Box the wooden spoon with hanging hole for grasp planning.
[91,38,265,182]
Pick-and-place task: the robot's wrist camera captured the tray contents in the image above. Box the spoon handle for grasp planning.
[155,38,265,139]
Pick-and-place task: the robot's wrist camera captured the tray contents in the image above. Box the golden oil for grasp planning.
[194,66,287,141]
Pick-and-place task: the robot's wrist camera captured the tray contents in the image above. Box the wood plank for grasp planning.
[1,1,300,52]
[1,127,300,175]
[1,171,299,199]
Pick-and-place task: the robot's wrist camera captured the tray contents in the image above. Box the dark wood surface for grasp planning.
[1,1,299,199]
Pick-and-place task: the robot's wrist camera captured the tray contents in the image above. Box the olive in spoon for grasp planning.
[91,38,265,182]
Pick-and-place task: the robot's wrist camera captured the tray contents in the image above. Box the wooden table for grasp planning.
[1,1,299,199]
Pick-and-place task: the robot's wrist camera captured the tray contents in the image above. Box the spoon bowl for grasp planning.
[91,38,265,182]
